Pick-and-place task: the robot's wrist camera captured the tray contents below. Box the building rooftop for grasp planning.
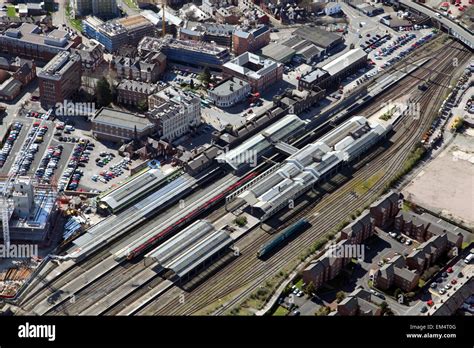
[209,77,249,97]
[240,116,387,214]
[92,107,154,131]
[261,43,295,62]
[117,79,157,94]
[139,36,229,56]
[216,114,305,170]
[0,77,21,98]
[322,48,367,76]
[293,26,342,49]
[100,168,165,212]
[1,23,76,51]
[37,51,80,81]
[301,68,328,83]
[223,52,282,80]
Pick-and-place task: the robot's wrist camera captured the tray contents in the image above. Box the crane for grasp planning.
[161,0,166,37]
[1,109,52,249]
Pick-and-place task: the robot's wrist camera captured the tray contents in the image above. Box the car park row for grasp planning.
[11,122,48,176]
[0,122,23,168]
[35,145,64,184]
[92,156,131,184]
[58,139,93,192]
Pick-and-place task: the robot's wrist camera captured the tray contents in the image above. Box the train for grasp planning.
[257,219,310,259]
[126,171,258,260]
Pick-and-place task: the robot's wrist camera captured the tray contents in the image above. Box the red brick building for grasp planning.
[232,25,270,55]
[38,51,82,109]
[369,191,402,227]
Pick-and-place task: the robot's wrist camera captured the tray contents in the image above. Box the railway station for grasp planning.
[216,114,306,172]
[145,220,233,282]
[98,168,170,214]
[68,171,199,261]
[239,116,388,220]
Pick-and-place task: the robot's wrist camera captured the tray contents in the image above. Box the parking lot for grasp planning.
[0,121,24,173]
[1,110,145,194]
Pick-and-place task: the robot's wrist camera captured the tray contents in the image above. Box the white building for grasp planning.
[325,2,341,16]
[239,116,387,219]
[12,177,34,219]
[148,87,201,142]
[208,77,251,108]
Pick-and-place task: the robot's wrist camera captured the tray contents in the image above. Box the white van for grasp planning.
[464,253,473,264]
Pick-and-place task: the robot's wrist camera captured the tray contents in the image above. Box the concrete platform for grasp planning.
[115,279,174,316]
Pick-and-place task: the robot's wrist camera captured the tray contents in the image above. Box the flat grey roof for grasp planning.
[93,107,154,132]
[210,77,249,97]
[321,48,367,76]
[100,169,165,211]
[301,68,328,83]
[293,26,341,48]
[261,43,295,62]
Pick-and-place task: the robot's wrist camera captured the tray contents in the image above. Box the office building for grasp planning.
[37,51,82,109]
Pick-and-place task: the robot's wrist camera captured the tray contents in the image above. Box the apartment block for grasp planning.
[369,191,402,227]
[336,289,382,316]
[374,255,420,292]
[394,211,464,249]
[340,210,374,245]
[406,234,449,273]
[302,239,352,290]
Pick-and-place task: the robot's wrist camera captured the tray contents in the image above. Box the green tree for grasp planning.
[199,67,211,87]
[393,288,402,298]
[315,306,331,316]
[189,78,195,90]
[304,281,316,296]
[137,99,148,112]
[379,301,394,315]
[380,301,389,314]
[95,77,112,107]
[234,216,247,227]
[336,291,346,303]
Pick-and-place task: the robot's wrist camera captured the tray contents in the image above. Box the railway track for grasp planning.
[15,39,469,316]
[17,173,237,311]
[44,261,146,315]
[207,47,468,315]
[136,42,469,316]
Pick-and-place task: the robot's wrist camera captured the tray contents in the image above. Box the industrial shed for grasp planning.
[261,43,295,63]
